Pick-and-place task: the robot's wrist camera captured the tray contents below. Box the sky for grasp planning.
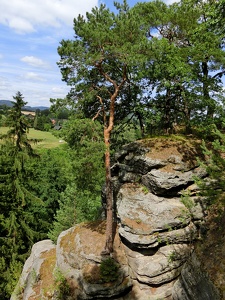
[0,0,175,107]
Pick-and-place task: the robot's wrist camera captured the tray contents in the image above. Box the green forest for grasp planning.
[1,0,225,298]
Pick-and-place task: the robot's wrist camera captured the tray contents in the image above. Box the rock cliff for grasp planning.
[11,137,221,300]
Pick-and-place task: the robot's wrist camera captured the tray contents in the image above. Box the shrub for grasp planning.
[100,257,119,283]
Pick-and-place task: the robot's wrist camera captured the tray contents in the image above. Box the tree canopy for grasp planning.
[1,1,225,297]
[56,0,150,253]
[53,0,225,253]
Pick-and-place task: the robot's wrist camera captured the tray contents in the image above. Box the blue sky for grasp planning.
[0,0,174,107]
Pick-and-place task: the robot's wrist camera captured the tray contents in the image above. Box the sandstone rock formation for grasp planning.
[11,138,220,300]
[172,253,220,300]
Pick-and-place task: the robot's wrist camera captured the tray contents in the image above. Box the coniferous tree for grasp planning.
[55,0,147,254]
[198,126,225,206]
[0,92,41,299]
[134,0,225,133]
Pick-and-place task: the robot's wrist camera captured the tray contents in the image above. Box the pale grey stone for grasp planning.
[142,167,206,196]
[11,240,55,300]
[124,244,190,285]
[172,253,220,300]
[12,140,216,300]
[117,184,190,237]
[119,222,198,249]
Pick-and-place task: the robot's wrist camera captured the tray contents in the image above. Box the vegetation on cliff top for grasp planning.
[1,0,225,298]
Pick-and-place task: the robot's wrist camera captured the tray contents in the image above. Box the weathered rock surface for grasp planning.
[117,184,195,247]
[56,221,132,299]
[142,167,207,196]
[172,253,220,300]
[12,138,221,299]
[11,240,56,300]
[123,243,190,285]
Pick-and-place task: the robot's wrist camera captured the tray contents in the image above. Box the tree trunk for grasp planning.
[202,60,214,119]
[164,89,172,134]
[101,90,118,255]
[135,111,145,137]
[98,64,127,255]
[182,93,192,134]
[103,128,114,254]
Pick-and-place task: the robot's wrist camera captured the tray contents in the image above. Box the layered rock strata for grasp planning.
[11,138,220,300]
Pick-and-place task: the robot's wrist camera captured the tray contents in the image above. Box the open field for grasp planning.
[0,127,65,149]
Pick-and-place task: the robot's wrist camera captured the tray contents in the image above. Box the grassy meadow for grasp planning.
[0,127,65,149]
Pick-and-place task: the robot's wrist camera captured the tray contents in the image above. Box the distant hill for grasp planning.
[23,105,50,111]
[0,100,49,111]
[0,100,13,107]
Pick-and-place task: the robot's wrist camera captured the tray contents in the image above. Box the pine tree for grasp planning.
[55,0,147,254]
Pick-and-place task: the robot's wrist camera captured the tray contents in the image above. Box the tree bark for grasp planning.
[164,89,172,134]
[103,129,114,254]
[97,63,127,255]
[102,91,116,255]
[202,60,214,119]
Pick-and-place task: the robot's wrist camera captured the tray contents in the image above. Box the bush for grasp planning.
[100,258,119,283]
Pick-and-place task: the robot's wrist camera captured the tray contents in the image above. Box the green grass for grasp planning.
[0,127,65,149]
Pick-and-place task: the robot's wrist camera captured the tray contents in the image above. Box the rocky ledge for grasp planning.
[11,137,220,300]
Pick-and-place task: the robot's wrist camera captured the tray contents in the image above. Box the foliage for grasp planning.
[55,1,146,119]
[100,257,119,283]
[53,0,152,254]
[1,1,225,297]
[48,184,77,243]
[0,93,71,298]
[50,0,225,253]
[180,190,196,222]
[48,119,105,243]
[24,146,73,237]
[52,0,225,135]
[133,0,225,133]
[111,122,142,154]
[0,92,41,298]
[198,125,225,206]
[168,250,180,264]
[33,109,54,131]
[61,118,105,197]
[54,268,70,299]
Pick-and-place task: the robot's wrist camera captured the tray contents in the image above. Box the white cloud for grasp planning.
[0,1,100,106]
[51,86,70,99]
[21,72,46,82]
[7,17,35,34]
[52,87,64,93]
[20,56,50,69]
[163,0,179,4]
[0,76,11,90]
[0,0,99,34]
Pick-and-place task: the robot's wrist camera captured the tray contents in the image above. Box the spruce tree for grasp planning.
[0,92,40,299]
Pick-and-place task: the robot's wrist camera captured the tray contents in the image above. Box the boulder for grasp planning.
[119,222,198,249]
[56,221,132,299]
[11,240,56,300]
